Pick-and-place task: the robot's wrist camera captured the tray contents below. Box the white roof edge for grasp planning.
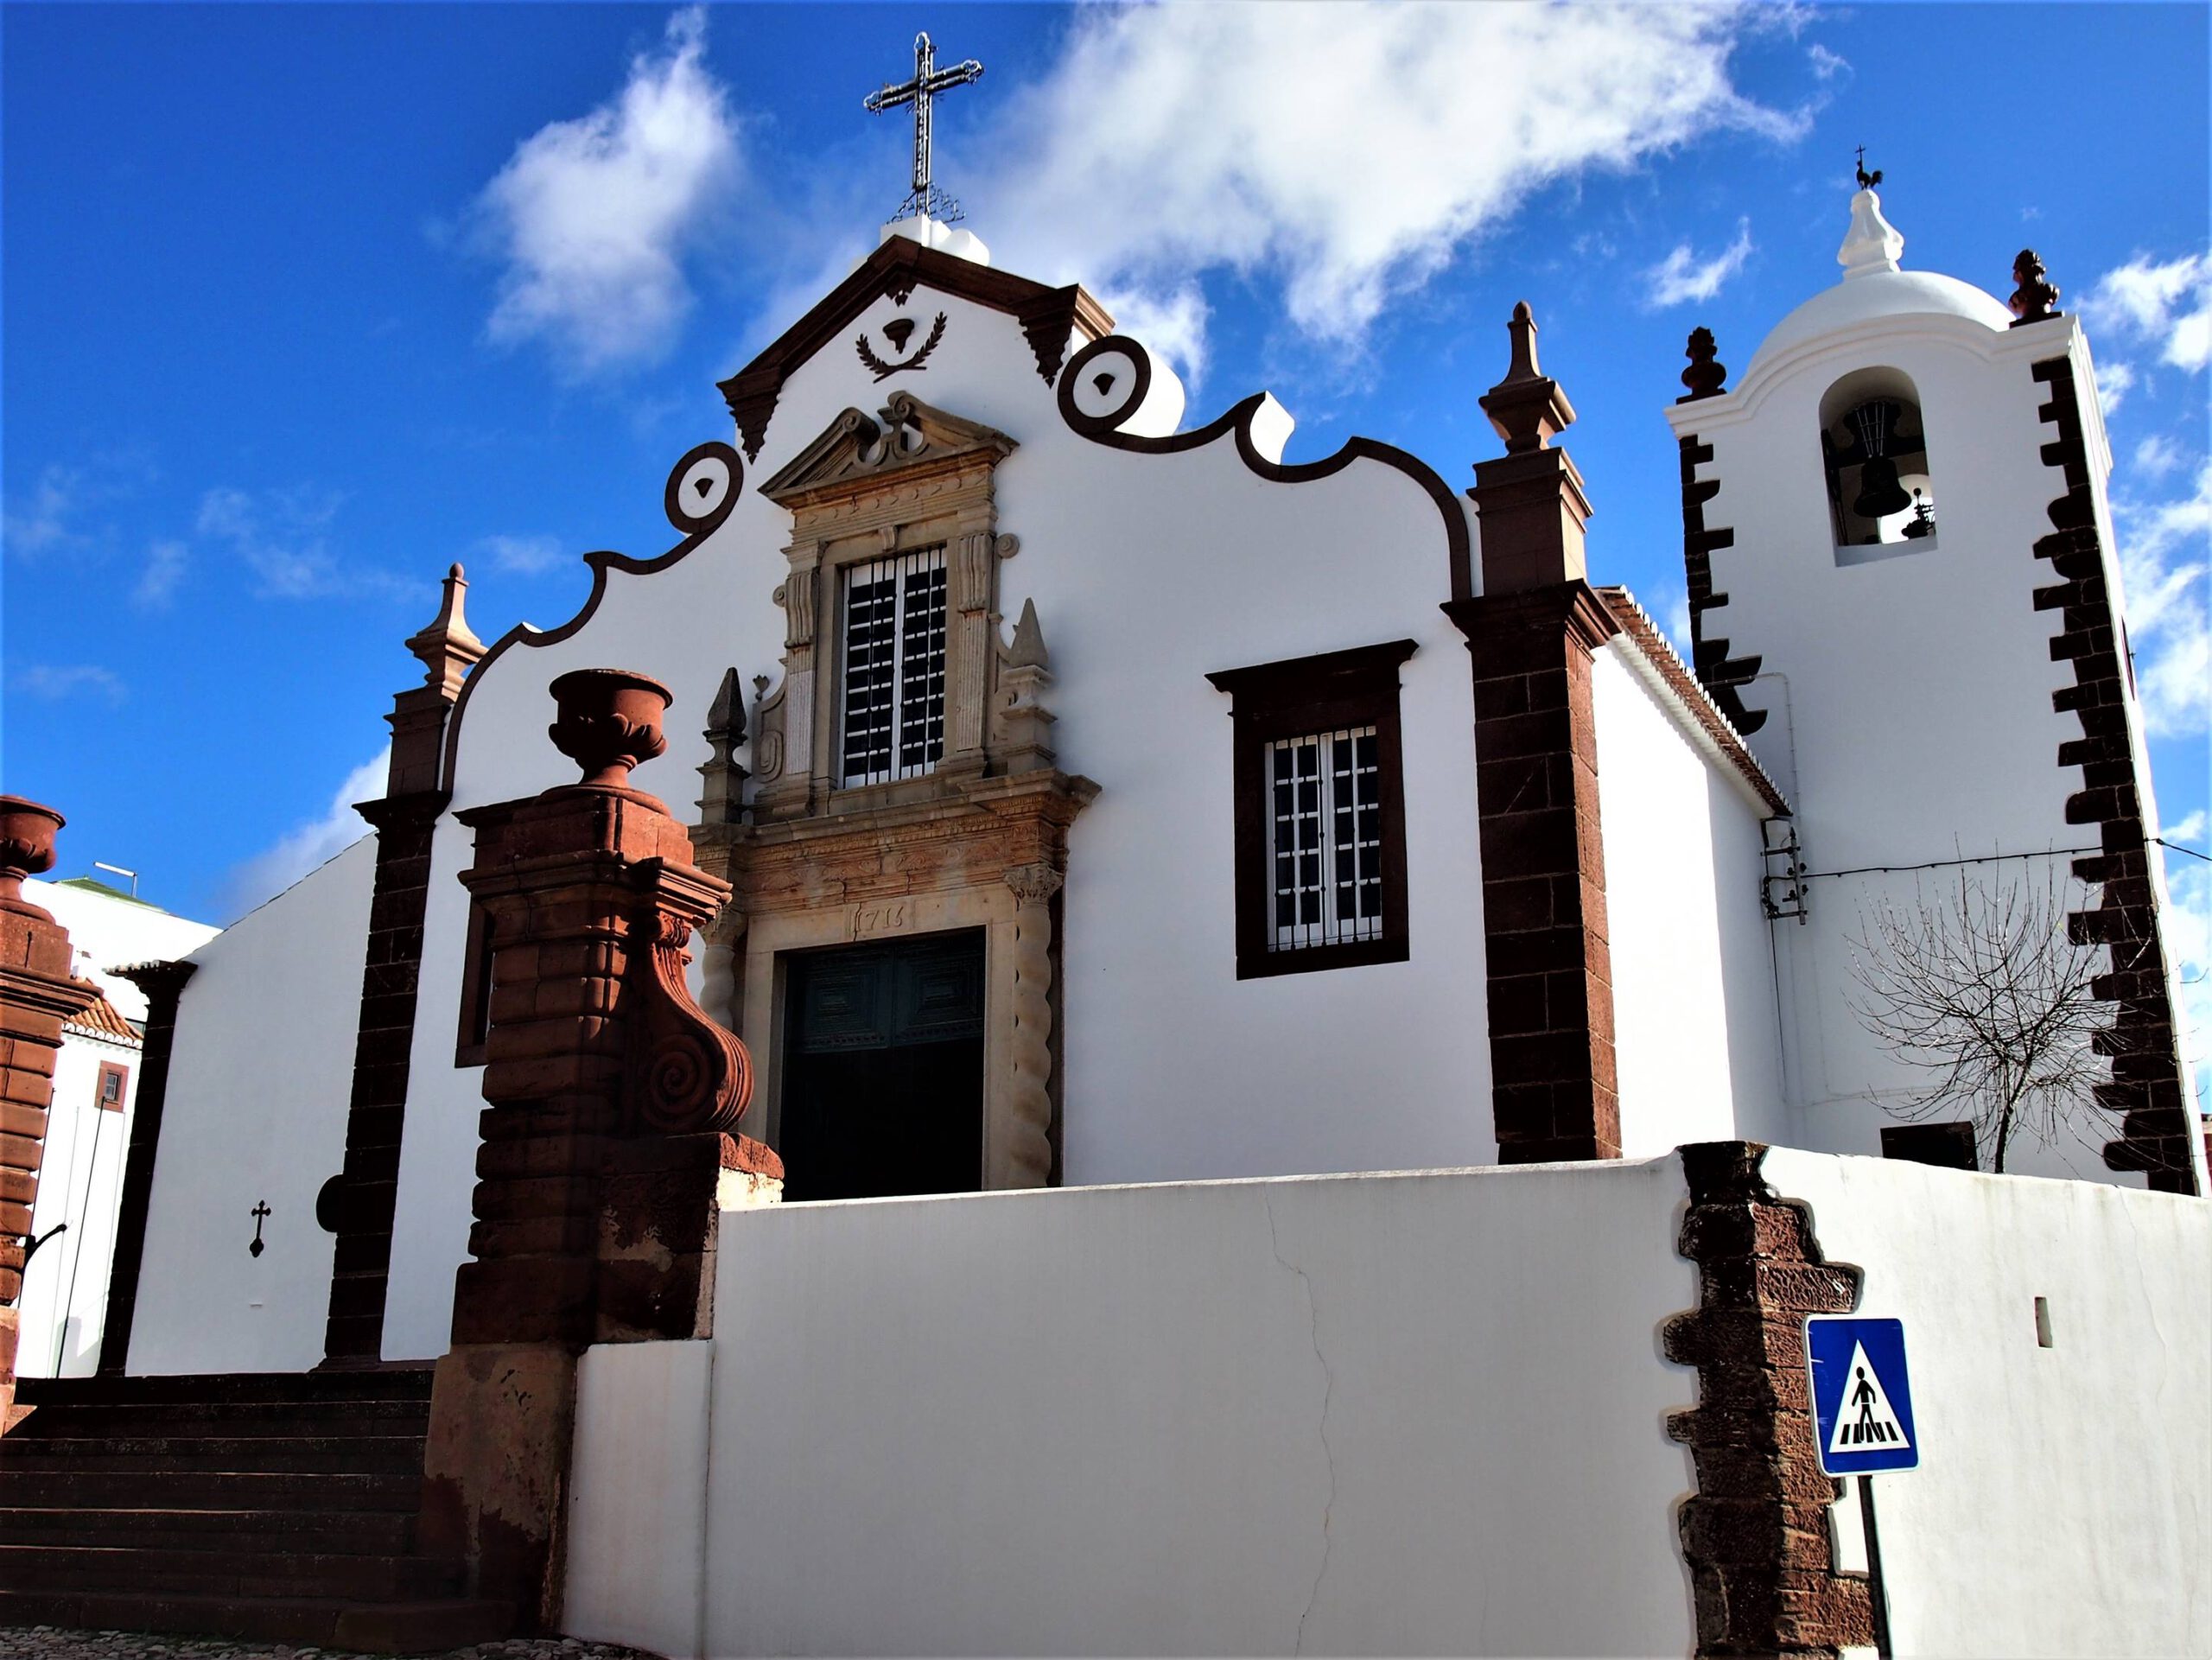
[1598,591,1789,818]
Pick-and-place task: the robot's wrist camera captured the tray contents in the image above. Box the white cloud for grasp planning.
[2113,461,2211,738]
[981,3,1789,378]
[1806,43,1850,80]
[2096,359,2135,416]
[3,464,81,556]
[2134,434,2186,479]
[478,533,569,576]
[221,748,390,919]
[134,538,188,608]
[2160,853,2210,1110]
[2082,250,2212,373]
[474,7,741,378]
[195,485,413,601]
[1645,218,1755,308]
[12,663,126,705]
[1659,584,1694,652]
[2166,808,2208,848]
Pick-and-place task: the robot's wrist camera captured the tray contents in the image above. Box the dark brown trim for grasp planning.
[93,1059,129,1111]
[96,960,197,1376]
[2030,354,2200,1195]
[717,237,1115,462]
[1208,640,1416,982]
[1675,431,1768,736]
[1443,581,1623,1163]
[1059,335,1476,601]
[453,900,493,1069]
[318,787,450,1366]
[1664,1142,1876,1656]
[439,442,743,792]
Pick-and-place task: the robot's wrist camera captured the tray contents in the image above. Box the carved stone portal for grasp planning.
[700,392,1095,1190]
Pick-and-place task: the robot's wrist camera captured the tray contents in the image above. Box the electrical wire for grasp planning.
[1792,836,2209,883]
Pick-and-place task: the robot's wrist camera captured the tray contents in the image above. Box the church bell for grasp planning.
[1846,399,1913,520]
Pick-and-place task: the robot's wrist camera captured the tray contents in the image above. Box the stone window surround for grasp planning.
[1206,639,1417,981]
[698,392,1100,1194]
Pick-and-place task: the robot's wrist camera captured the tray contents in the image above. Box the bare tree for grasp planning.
[1846,868,2106,1173]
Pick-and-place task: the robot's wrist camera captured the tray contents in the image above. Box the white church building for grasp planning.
[9,158,2205,1659]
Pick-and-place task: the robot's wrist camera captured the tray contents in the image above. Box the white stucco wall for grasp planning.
[15,878,219,1377]
[1671,284,2193,1189]
[1763,1148,2209,1656]
[126,838,375,1374]
[565,1161,1701,1657]
[1592,643,1788,1155]
[381,268,1500,1359]
[16,1030,137,1377]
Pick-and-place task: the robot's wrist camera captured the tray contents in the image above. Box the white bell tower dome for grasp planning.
[1657,173,2202,1193]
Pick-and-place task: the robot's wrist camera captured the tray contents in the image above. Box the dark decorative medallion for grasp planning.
[857,311,949,380]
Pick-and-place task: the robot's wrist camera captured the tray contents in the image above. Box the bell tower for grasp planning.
[1662,174,2202,1193]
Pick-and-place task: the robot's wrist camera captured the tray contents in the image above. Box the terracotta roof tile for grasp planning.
[64,980,143,1046]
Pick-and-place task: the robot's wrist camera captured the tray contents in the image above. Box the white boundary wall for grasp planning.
[566,1152,2209,1658]
[566,1161,1700,1658]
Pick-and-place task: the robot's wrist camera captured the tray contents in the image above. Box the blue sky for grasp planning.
[4,3,2208,1039]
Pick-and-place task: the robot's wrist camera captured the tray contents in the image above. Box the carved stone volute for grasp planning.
[627,874,756,1137]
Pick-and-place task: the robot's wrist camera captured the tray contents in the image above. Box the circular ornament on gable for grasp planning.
[1058,335,1154,436]
[663,441,745,539]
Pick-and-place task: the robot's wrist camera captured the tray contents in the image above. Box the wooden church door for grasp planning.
[778,931,987,1200]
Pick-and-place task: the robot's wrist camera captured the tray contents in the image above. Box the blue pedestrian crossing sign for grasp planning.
[1806,1316,1919,1475]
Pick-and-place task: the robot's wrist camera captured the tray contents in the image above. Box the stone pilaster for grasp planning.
[1448,302,1622,1163]
[0,798,99,1427]
[318,564,482,1362]
[1001,862,1062,1187]
[95,959,195,1377]
[417,670,776,1630]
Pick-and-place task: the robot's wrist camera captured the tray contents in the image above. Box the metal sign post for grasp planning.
[1807,1315,1919,1658]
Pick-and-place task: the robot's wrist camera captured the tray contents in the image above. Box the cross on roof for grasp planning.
[863,32,984,225]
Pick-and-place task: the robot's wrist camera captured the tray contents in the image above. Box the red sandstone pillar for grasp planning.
[1443,303,1624,1162]
[416,670,777,1629]
[0,798,99,1428]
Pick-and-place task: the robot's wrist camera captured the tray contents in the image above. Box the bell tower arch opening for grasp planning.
[1819,366,1936,561]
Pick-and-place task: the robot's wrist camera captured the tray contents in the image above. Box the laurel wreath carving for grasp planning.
[856,312,948,381]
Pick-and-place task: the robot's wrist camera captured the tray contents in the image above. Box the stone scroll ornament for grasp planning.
[544,668,757,1138]
[631,906,755,1137]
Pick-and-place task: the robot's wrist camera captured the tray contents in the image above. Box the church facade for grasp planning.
[91,181,2202,1383]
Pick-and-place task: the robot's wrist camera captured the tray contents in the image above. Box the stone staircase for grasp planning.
[0,1369,512,1652]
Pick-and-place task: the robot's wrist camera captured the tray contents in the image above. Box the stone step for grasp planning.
[0,1434,429,1475]
[15,1368,433,1409]
[0,1542,462,1602]
[0,1589,512,1654]
[0,1467,421,1511]
[9,1396,431,1437]
[0,1504,416,1555]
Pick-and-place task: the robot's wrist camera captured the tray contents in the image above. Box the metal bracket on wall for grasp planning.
[1762,818,1808,923]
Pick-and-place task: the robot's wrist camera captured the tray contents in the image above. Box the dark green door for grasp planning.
[779,930,986,1201]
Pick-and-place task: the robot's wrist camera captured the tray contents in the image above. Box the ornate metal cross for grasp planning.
[248,1199,270,1258]
[863,31,984,225]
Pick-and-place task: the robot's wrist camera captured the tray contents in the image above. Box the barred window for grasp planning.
[1267,728,1385,951]
[840,548,947,785]
[1208,639,1414,979]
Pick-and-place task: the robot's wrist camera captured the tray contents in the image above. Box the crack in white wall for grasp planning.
[1263,1187,1338,1657]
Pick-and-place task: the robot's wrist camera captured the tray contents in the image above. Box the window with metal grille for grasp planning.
[1207,639,1414,980]
[1267,727,1385,950]
[840,548,947,785]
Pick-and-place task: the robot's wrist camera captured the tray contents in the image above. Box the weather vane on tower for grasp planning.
[865,32,985,226]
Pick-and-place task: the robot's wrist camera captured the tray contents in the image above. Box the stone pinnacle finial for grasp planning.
[1679,327,1728,403]
[2009,249,2062,327]
[1479,301,1576,455]
[405,563,487,699]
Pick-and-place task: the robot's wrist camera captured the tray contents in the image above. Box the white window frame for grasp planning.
[1265,724,1386,952]
[838,547,948,786]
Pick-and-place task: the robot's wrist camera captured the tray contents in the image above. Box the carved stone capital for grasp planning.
[1005,862,1065,906]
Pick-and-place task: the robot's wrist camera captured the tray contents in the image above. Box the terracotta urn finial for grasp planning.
[0,795,65,916]
[2009,248,2061,327]
[548,669,674,791]
[1679,326,1728,403]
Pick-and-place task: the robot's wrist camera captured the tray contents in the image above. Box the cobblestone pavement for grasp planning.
[0,1632,663,1660]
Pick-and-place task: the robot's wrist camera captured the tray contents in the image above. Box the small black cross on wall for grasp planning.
[248,1200,271,1258]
